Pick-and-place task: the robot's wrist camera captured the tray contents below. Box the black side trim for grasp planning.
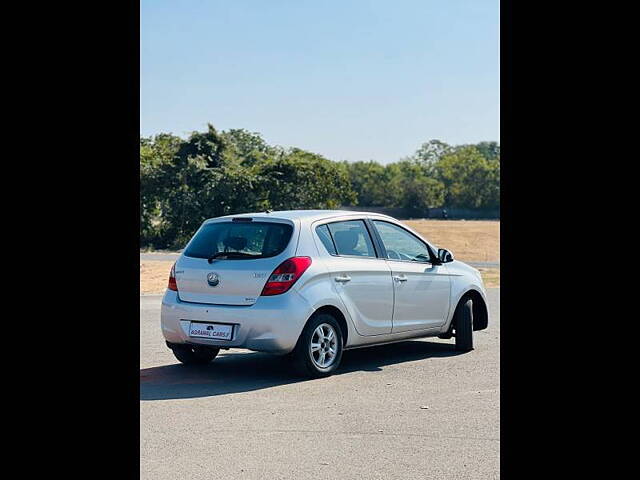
[364,217,387,259]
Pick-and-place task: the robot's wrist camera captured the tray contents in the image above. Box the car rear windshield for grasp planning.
[184,221,294,259]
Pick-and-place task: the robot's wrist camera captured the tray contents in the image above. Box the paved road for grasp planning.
[140,289,500,479]
[466,261,500,268]
[141,252,500,269]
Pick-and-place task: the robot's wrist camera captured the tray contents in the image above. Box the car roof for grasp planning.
[205,209,438,249]
[212,209,394,223]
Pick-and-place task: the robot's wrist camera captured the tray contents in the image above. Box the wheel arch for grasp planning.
[311,305,350,347]
[462,289,489,331]
[446,288,489,332]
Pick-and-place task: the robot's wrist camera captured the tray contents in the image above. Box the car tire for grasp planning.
[454,297,474,352]
[292,313,344,378]
[171,344,220,365]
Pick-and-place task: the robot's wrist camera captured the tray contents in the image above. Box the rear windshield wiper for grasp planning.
[207,251,262,263]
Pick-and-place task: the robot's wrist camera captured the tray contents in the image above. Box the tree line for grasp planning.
[141,124,500,249]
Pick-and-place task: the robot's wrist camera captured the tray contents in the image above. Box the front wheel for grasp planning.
[292,313,344,378]
[454,298,474,352]
[171,344,220,365]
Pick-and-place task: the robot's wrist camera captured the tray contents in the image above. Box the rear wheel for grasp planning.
[171,344,220,365]
[454,298,474,352]
[292,313,344,378]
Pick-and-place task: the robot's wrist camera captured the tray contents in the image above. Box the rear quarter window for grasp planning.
[315,224,337,255]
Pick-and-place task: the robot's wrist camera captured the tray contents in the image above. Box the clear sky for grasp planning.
[141,0,499,164]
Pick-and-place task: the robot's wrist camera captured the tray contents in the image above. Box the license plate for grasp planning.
[188,322,233,340]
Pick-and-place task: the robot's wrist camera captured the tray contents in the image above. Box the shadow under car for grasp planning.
[140,339,463,401]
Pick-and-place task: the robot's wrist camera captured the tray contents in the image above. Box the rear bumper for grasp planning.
[160,289,314,354]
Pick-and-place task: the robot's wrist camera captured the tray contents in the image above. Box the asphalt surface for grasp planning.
[140,289,500,479]
[140,252,500,269]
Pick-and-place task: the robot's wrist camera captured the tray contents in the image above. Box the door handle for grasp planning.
[393,275,408,282]
[334,275,351,283]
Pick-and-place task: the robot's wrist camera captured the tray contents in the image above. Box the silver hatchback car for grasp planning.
[161,210,489,377]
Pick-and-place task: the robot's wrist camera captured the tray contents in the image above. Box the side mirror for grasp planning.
[437,248,454,263]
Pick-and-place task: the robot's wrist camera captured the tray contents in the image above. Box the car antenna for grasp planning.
[265,209,272,214]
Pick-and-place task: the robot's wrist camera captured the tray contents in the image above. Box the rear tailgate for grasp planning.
[175,217,298,305]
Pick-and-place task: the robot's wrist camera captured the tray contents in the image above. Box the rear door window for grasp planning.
[184,221,293,259]
[326,220,376,258]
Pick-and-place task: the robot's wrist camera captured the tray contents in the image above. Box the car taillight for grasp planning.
[168,262,178,291]
[261,256,312,296]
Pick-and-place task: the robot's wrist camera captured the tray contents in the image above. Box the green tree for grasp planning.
[140,133,182,247]
[175,123,231,169]
[256,149,356,210]
[402,175,446,216]
[345,161,388,206]
[140,127,262,248]
[434,146,500,209]
[391,160,445,215]
[221,128,276,166]
[381,162,408,207]
[412,139,453,169]
[473,141,500,162]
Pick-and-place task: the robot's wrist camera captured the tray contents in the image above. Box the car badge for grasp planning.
[207,272,220,287]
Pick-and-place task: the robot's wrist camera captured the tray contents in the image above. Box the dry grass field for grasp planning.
[477,267,500,288]
[402,220,499,262]
[140,220,500,294]
[140,261,175,295]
